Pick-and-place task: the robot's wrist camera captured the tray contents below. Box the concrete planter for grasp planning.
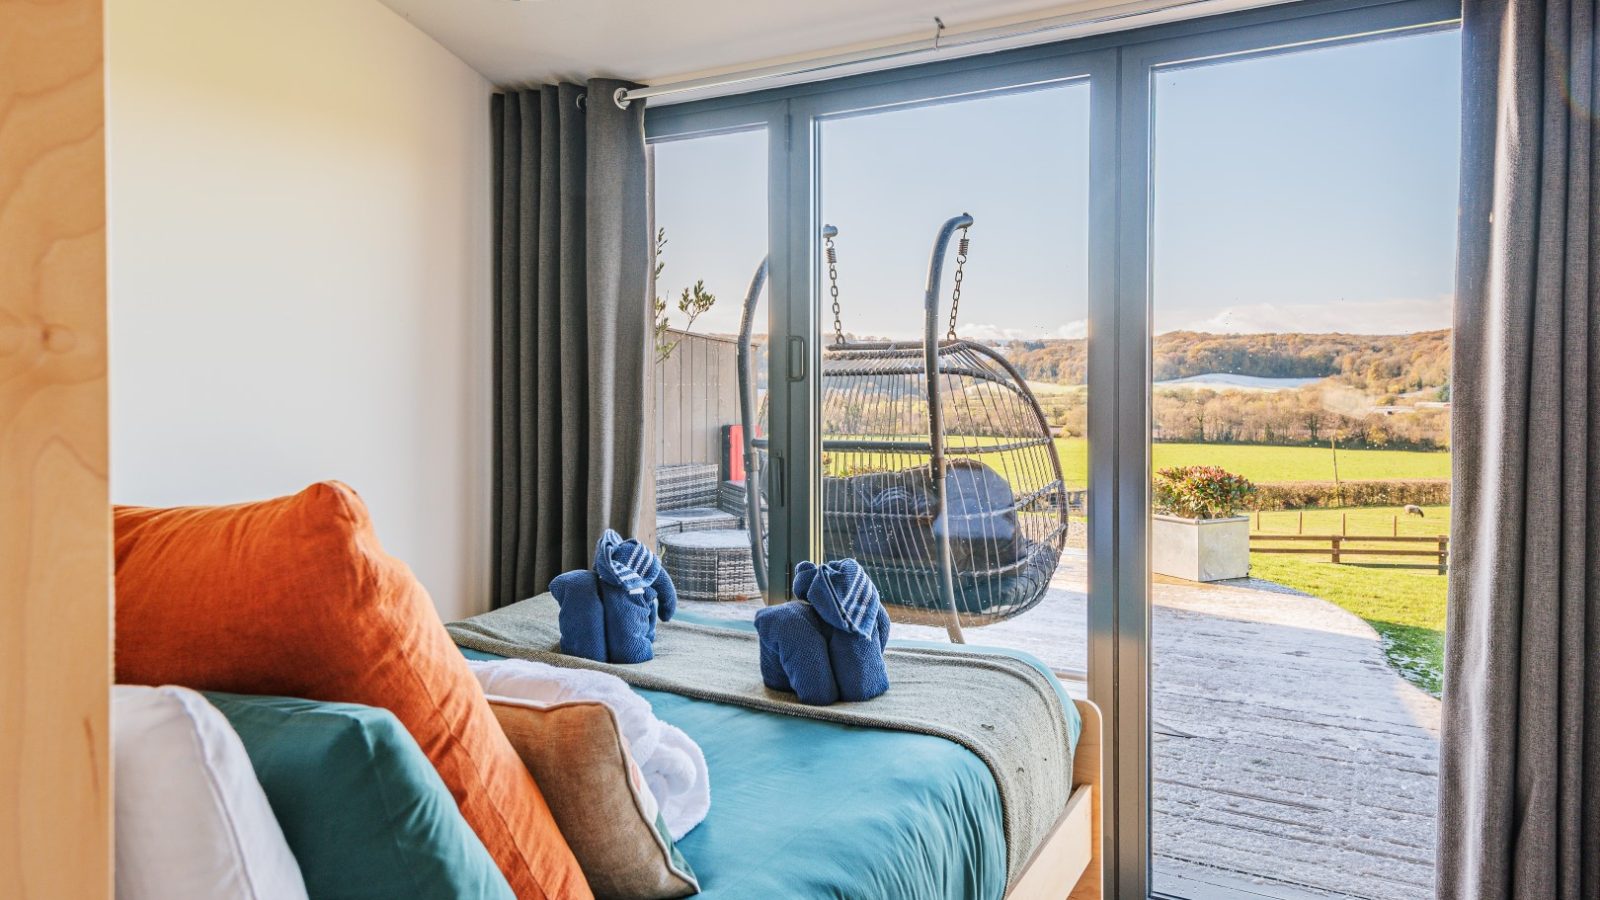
[1152,514,1250,582]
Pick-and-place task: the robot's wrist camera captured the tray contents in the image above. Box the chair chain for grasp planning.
[947,225,970,341]
[827,232,844,346]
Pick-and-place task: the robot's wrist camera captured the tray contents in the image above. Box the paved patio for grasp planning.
[679,549,1440,900]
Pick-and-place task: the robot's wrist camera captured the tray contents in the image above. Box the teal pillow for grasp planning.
[204,692,515,900]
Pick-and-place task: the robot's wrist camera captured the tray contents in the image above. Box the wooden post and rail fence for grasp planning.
[1249,533,1450,574]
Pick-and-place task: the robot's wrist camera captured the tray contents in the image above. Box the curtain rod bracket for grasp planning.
[933,17,946,50]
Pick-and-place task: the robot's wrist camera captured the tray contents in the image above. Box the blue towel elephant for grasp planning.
[552,530,678,664]
[754,559,890,705]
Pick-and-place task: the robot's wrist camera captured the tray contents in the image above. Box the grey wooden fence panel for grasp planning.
[654,329,740,469]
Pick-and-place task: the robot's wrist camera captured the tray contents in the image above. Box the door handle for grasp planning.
[788,335,807,382]
[772,451,787,507]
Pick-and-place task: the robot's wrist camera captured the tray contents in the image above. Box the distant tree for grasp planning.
[1303,407,1323,444]
[652,228,675,361]
[653,227,718,362]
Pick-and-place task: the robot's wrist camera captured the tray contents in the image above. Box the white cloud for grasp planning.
[1160,295,1453,335]
[955,319,1088,342]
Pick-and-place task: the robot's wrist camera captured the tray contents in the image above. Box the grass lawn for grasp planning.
[828,435,1449,490]
[1052,438,1451,488]
[1248,505,1450,696]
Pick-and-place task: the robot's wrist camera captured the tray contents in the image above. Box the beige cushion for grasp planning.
[488,698,699,900]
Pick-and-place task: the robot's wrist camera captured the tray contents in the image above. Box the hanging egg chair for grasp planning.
[737,214,1069,642]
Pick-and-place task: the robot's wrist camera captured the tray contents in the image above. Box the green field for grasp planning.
[1249,504,1450,696]
[1053,439,1451,488]
[1250,504,1450,538]
[829,436,1450,489]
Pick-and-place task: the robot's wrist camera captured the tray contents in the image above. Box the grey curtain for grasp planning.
[491,81,649,607]
[1441,2,1599,898]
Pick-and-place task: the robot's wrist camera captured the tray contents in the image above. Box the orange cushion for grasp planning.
[113,482,591,900]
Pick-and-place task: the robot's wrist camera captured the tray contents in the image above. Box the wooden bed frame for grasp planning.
[1008,698,1103,900]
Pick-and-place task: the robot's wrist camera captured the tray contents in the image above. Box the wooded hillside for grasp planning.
[1006,329,1451,395]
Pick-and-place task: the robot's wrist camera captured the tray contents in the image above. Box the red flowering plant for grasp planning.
[1152,465,1257,519]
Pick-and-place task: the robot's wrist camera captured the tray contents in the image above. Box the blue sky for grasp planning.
[651,27,1461,340]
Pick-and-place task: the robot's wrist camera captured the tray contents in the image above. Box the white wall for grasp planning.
[108,0,493,621]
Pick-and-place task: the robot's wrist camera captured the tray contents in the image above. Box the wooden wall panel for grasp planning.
[0,1,112,898]
[653,329,740,469]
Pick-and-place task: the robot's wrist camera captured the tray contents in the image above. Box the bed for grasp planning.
[462,634,1101,900]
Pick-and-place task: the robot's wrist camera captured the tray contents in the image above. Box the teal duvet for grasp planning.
[641,685,1006,899]
[465,628,1078,900]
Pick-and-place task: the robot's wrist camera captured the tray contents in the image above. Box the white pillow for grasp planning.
[113,685,309,900]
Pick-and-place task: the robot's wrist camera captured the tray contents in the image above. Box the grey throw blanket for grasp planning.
[449,594,1074,884]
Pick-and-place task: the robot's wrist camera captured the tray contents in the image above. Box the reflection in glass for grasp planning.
[649,129,769,604]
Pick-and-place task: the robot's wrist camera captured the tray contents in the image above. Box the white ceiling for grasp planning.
[376,0,1283,96]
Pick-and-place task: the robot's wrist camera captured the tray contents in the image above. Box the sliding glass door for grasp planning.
[808,79,1098,674]
[646,122,772,602]
[1141,25,1460,900]
[645,2,1461,897]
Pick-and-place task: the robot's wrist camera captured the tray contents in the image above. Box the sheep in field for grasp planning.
[1404,504,1426,517]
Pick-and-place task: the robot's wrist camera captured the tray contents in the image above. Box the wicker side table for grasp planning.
[660,529,759,602]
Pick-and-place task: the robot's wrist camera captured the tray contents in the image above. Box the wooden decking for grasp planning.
[680,549,1439,900]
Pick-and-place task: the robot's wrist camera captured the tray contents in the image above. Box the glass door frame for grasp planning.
[649,51,1119,631]
[784,51,1121,687]
[644,2,1460,896]
[646,100,806,593]
[1118,6,1460,898]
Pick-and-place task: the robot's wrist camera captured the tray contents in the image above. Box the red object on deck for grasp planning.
[724,424,745,482]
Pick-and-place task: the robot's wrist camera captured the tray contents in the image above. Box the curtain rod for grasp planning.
[609,0,1251,108]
